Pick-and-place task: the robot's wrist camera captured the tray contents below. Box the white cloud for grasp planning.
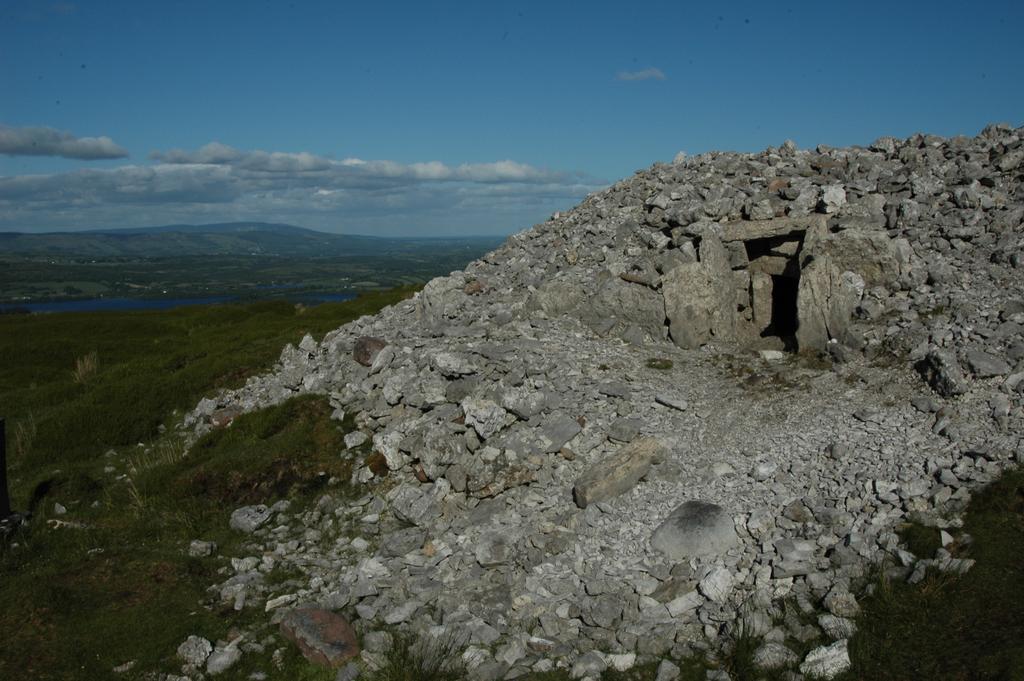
[0,123,128,159]
[150,141,242,165]
[616,67,666,81]
[0,142,606,235]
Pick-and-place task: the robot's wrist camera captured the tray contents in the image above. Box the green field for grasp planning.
[0,290,414,680]
[0,290,1021,681]
[0,250,499,305]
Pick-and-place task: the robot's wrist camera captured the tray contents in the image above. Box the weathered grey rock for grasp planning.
[206,642,242,675]
[918,349,968,396]
[461,397,512,439]
[571,651,607,679]
[607,416,642,442]
[188,540,217,557]
[826,229,903,287]
[229,505,272,534]
[965,350,1011,378]
[752,642,798,671]
[818,614,857,640]
[698,567,734,604]
[654,659,681,681]
[279,608,360,668]
[650,501,739,560]
[536,411,582,452]
[177,635,213,668]
[662,233,736,348]
[573,437,666,508]
[344,431,368,449]
[799,639,851,679]
[796,256,862,349]
[475,533,511,567]
[721,214,827,242]
[387,483,439,527]
[820,184,847,213]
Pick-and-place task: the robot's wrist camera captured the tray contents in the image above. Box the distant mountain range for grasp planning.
[0,222,506,258]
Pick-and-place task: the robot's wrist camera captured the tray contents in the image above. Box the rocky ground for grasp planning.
[172,123,1023,680]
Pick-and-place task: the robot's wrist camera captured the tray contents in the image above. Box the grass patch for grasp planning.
[0,289,412,680]
[367,632,466,681]
[897,521,943,559]
[0,287,414,478]
[844,466,1024,680]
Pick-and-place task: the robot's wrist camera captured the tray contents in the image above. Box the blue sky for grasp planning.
[1,0,1022,235]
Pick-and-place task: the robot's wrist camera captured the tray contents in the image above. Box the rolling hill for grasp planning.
[0,222,505,258]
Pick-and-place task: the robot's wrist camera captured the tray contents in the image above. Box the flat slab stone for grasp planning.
[650,501,738,560]
[279,608,360,668]
[573,437,666,508]
[721,214,826,242]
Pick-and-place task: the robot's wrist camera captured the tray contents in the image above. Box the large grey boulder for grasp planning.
[573,437,666,508]
[662,234,736,348]
[917,349,968,396]
[796,255,862,350]
[650,501,738,560]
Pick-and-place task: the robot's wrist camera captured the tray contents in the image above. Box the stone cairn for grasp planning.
[175,124,1024,680]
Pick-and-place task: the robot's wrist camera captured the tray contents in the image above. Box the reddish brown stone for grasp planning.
[353,336,386,367]
[279,608,360,668]
[211,407,242,428]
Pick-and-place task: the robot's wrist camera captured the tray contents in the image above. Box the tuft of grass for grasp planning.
[71,350,99,384]
[897,521,942,559]
[367,632,467,681]
[646,357,674,370]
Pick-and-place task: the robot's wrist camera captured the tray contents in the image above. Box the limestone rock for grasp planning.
[229,505,272,534]
[917,349,968,396]
[796,255,861,350]
[753,642,798,671]
[965,350,1011,378]
[573,437,666,508]
[176,635,213,668]
[663,235,737,350]
[799,639,851,679]
[650,501,739,560]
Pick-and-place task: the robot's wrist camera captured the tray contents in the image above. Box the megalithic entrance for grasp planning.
[0,419,11,519]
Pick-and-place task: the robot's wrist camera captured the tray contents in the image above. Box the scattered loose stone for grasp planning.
[177,635,213,668]
[800,639,851,679]
[229,505,272,534]
[207,640,243,676]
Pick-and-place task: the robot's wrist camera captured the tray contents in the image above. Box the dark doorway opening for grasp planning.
[761,274,799,339]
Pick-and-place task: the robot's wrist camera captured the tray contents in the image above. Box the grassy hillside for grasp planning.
[0,289,419,680]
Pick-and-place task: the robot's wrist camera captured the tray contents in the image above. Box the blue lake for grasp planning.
[0,291,357,314]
